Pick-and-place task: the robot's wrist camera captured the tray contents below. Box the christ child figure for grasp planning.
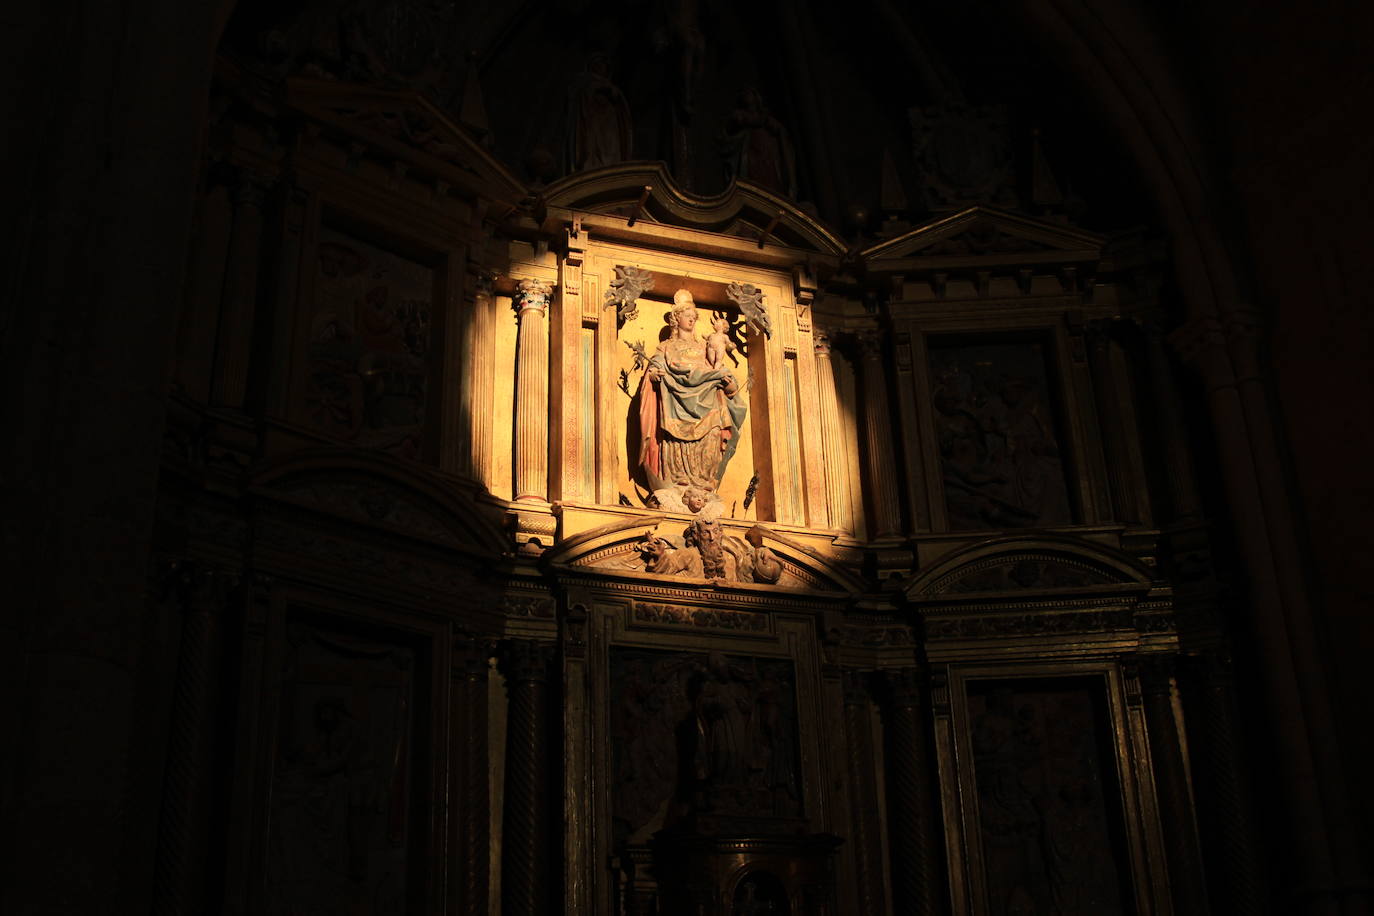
[705,315,734,369]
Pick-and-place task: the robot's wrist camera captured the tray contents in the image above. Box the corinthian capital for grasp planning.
[514,278,554,315]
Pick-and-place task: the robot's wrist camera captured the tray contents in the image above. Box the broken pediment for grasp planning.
[860,206,1104,271]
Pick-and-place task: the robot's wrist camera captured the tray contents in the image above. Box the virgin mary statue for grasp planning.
[638,290,747,492]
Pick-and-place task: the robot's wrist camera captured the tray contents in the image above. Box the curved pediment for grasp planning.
[906,534,1153,601]
[545,514,865,597]
[542,162,847,258]
[250,449,505,559]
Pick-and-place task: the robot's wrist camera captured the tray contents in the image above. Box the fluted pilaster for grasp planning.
[500,639,553,916]
[513,279,553,502]
[814,332,854,533]
[855,330,902,538]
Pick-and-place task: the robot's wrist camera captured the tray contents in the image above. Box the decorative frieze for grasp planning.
[630,602,771,634]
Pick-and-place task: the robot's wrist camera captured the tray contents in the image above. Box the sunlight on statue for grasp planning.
[637,290,747,514]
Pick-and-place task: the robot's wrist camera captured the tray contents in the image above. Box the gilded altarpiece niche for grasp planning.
[266,619,425,916]
[608,647,803,845]
[927,337,1074,531]
[967,678,1132,916]
[302,227,435,458]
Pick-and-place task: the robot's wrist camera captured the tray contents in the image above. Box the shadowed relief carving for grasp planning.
[610,647,802,845]
[929,339,1073,531]
[267,622,419,915]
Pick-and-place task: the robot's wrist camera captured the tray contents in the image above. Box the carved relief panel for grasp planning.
[299,226,437,456]
[266,619,423,913]
[908,322,1102,534]
[289,208,455,466]
[925,334,1077,531]
[237,596,455,916]
[937,665,1168,916]
[576,597,832,914]
[609,646,804,843]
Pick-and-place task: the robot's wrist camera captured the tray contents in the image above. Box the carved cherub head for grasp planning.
[682,486,711,513]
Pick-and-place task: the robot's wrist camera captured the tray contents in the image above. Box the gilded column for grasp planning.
[842,670,886,913]
[883,668,942,916]
[450,637,492,916]
[1086,321,1141,523]
[500,639,553,916]
[855,330,902,538]
[1139,658,1210,915]
[152,562,235,916]
[814,331,853,532]
[1142,318,1201,520]
[212,169,271,408]
[513,279,553,503]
